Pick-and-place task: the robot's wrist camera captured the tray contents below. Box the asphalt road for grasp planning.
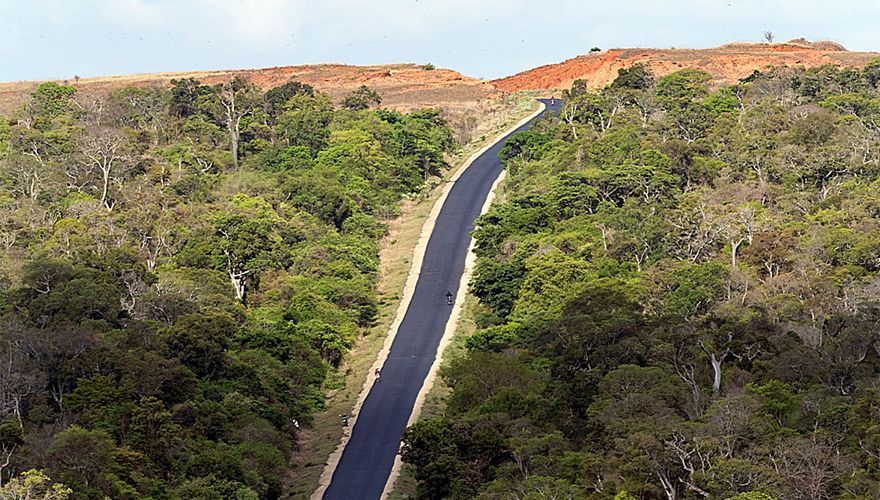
[323,99,562,500]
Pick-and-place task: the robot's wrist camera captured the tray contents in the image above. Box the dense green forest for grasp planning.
[401,60,880,499]
[0,77,454,498]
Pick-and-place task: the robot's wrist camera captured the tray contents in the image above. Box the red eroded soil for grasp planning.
[2,40,878,115]
[494,41,880,91]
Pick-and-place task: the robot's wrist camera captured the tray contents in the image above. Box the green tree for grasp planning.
[46,427,116,494]
[342,85,382,111]
[161,312,235,378]
[612,63,655,90]
[170,77,212,118]
[264,80,314,116]
[275,93,333,155]
[209,194,285,301]
[0,470,72,500]
[656,68,712,110]
[29,82,76,120]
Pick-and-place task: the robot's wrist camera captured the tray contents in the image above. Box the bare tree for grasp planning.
[7,154,46,201]
[763,31,775,43]
[777,436,847,500]
[699,336,731,396]
[225,252,250,302]
[120,269,150,317]
[8,127,63,200]
[218,78,256,168]
[78,127,130,211]
[714,203,761,269]
[111,86,168,147]
[562,101,580,139]
[631,90,659,128]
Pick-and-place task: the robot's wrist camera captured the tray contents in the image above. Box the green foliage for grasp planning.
[0,119,10,158]
[173,475,259,499]
[170,77,213,117]
[342,85,382,111]
[401,415,507,499]
[30,82,76,118]
[162,312,235,377]
[264,79,314,115]
[473,197,551,256]
[748,380,797,426]
[471,256,526,321]
[499,129,553,167]
[14,259,121,326]
[587,126,641,164]
[0,76,456,497]
[865,58,880,88]
[612,63,654,90]
[662,261,729,320]
[656,68,712,109]
[705,87,740,115]
[725,493,775,500]
[0,470,72,500]
[47,427,116,496]
[275,92,334,154]
[403,61,880,499]
[819,92,880,118]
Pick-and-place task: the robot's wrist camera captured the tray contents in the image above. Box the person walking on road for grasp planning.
[374,367,381,382]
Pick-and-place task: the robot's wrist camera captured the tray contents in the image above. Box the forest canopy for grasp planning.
[0,78,454,498]
[402,61,880,499]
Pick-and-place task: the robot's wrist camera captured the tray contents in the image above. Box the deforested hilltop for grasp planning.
[494,39,880,91]
[0,63,494,115]
[3,39,877,117]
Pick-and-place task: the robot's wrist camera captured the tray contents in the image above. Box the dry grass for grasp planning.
[0,63,494,115]
[283,94,538,499]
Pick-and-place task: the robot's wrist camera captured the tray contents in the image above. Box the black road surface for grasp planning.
[323,99,561,500]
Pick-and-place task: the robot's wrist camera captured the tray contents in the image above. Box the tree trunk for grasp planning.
[0,445,15,487]
[710,353,723,395]
[699,341,730,396]
[674,361,703,418]
[230,271,246,302]
[657,470,677,500]
[228,121,240,168]
[101,165,112,211]
[731,238,743,268]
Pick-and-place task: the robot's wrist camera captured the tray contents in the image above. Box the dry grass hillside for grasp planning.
[494,39,880,91]
[3,39,879,116]
[0,63,495,115]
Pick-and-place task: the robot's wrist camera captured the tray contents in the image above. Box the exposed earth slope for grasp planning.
[494,39,880,91]
[0,63,493,115]
[4,39,878,115]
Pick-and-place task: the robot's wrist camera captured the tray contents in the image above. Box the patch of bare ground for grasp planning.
[0,63,496,115]
[493,39,880,91]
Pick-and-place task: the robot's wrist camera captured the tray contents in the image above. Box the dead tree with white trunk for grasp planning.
[217,78,257,168]
[78,127,131,211]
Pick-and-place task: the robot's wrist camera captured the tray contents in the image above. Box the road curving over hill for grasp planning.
[317,99,562,500]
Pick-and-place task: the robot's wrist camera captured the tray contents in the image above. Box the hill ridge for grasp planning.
[493,40,880,91]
